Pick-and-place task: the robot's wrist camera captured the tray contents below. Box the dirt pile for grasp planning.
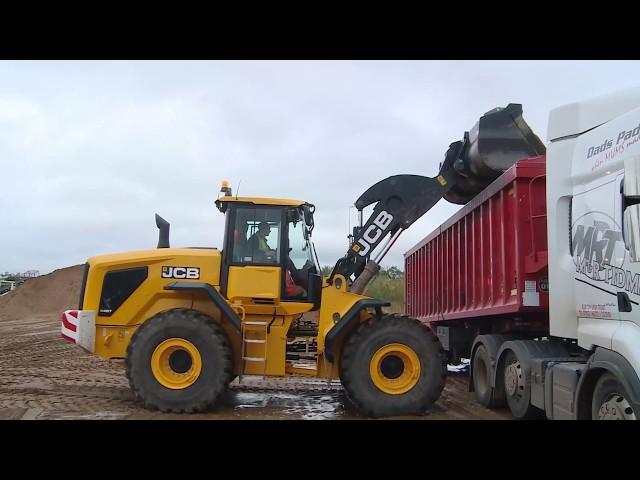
[0,265,84,321]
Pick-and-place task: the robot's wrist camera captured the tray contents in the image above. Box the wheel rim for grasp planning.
[370,343,421,395]
[597,394,637,420]
[151,338,202,389]
[504,355,524,400]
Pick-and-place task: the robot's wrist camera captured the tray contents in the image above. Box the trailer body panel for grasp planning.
[405,157,548,331]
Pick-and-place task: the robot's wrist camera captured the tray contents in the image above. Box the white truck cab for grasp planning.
[545,88,640,419]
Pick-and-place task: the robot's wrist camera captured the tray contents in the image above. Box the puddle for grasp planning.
[224,390,352,419]
[277,393,345,420]
[232,392,271,409]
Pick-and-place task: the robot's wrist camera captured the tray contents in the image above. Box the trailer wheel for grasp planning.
[472,344,497,408]
[125,308,233,413]
[592,373,637,420]
[502,349,543,419]
[340,314,446,418]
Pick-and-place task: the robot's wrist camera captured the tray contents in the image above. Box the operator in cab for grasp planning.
[247,222,277,262]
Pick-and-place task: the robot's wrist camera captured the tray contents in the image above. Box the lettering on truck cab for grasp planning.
[573,212,640,296]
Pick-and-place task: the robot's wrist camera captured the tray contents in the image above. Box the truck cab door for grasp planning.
[572,169,625,348]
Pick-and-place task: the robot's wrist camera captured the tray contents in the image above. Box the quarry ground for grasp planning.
[0,314,512,420]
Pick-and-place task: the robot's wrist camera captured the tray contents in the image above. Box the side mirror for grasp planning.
[303,204,315,229]
[623,156,640,261]
[624,206,640,262]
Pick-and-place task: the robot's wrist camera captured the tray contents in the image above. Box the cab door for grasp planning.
[223,205,285,305]
[572,168,624,349]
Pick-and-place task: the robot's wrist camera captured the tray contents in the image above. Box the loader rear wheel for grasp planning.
[125,308,232,413]
[340,314,446,418]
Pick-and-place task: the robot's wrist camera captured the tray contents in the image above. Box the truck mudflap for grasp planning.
[61,310,96,353]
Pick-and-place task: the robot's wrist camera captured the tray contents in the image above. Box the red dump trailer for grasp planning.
[404,156,549,364]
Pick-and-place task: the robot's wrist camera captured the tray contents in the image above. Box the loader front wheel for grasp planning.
[340,315,446,418]
[125,308,232,413]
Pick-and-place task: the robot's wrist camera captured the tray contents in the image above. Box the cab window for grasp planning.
[231,207,281,265]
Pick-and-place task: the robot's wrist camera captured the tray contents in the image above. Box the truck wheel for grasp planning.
[340,314,446,418]
[503,349,543,419]
[592,373,637,420]
[472,344,496,408]
[125,308,233,413]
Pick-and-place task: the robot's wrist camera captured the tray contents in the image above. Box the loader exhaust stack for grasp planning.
[155,214,170,248]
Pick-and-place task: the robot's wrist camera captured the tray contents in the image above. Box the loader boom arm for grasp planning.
[329,140,465,285]
[329,103,545,292]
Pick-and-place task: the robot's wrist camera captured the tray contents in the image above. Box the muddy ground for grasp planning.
[0,314,512,420]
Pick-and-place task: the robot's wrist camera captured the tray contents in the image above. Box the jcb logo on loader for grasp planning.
[353,210,394,257]
[161,266,200,279]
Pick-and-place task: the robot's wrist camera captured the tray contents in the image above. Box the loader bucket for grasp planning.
[442,103,545,205]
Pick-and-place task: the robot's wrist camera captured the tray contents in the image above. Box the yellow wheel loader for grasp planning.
[62,167,477,416]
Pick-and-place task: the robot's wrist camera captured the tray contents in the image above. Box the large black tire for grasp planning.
[592,372,638,420]
[125,308,233,413]
[339,314,446,418]
[502,349,543,419]
[472,344,498,408]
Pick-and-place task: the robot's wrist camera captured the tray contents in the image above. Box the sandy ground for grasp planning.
[0,314,513,420]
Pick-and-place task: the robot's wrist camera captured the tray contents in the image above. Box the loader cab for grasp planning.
[215,195,321,310]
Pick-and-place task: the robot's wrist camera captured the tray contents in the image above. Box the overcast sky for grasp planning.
[2,60,640,275]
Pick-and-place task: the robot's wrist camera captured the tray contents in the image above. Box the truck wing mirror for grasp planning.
[623,156,640,261]
[624,206,640,262]
[623,156,640,197]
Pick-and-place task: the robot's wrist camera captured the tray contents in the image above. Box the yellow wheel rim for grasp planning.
[370,343,421,395]
[151,338,202,390]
